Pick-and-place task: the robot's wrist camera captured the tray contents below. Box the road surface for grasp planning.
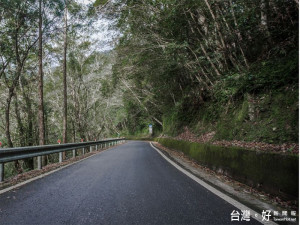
[0,141,262,225]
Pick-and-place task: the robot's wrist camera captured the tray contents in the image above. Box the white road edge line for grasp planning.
[150,142,278,225]
[0,146,118,196]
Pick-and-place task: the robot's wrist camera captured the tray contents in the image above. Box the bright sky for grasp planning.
[80,0,116,52]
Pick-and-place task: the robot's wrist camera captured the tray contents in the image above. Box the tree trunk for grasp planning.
[26,100,34,169]
[14,94,25,147]
[20,76,34,169]
[5,88,22,173]
[229,0,249,69]
[260,0,271,43]
[25,102,34,169]
[5,88,14,148]
[38,0,46,167]
[63,0,68,153]
[203,0,239,71]
[15,95,29,173]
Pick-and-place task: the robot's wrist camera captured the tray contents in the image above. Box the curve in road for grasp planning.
[0,141,263,225]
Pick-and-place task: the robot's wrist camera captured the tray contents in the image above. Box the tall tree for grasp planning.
[38,0,46,168]
[106,0,298,135]
[63,0,68,148]
[0,0,40,172]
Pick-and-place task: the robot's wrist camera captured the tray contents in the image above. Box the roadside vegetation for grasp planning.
[100,0,298,147]
[0,0,123,176]
[0,0,298,178]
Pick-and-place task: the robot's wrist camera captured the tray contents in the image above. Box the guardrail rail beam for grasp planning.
[0,138,125,182]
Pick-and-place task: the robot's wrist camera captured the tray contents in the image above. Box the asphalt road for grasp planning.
[0,141,262,225]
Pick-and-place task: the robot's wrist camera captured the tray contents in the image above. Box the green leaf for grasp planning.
[93,0,108,7]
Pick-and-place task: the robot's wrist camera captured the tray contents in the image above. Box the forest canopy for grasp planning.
[100,0,298,143]
[0,0,298,151]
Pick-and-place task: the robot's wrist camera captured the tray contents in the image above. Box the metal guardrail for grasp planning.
[0,138,125,182]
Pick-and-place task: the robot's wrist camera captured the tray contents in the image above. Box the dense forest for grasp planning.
[0,0,298,155]
[0,0,124,151]
[103,0,298,144]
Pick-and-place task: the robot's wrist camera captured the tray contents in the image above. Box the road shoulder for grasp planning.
[151,141,297,225]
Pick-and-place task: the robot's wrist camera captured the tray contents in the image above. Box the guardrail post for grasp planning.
[90,146,92,153]
[96,145,98,151]
[82,147,85,155]
[0,163,4,182]
[59,152,63,163]
[37,156,42,169]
